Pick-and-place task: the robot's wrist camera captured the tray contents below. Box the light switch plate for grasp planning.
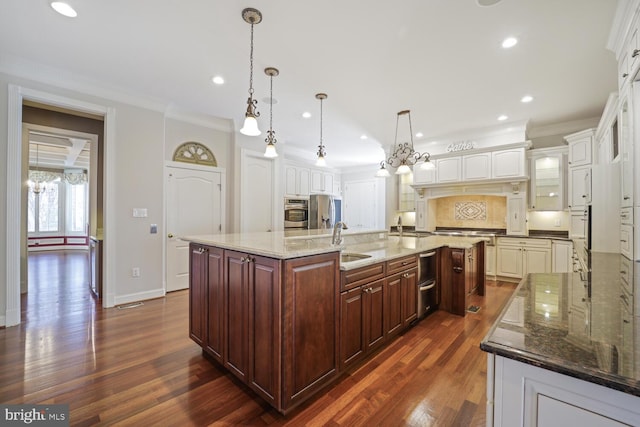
[150,224,157,234]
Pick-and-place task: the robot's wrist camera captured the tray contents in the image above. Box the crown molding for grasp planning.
[526,117,601,139]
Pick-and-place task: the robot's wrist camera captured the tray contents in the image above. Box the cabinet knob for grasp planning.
[623,72,629,78]
[168,233,174,238]
[453,266,463,273]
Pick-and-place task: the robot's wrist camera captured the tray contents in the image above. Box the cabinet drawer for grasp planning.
[386,255,417,275]
[341,262,385,291]
[621,207,633,225]
[620,224,633,260]
[620,256,632,293]
[497,237,551,249]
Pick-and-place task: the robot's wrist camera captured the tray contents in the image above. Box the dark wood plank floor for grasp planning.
[0,250,517,426]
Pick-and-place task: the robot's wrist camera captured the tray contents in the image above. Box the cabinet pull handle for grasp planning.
[633,49,640,58]
[453,266,463,273]
[623,72,629,78]
[624,319,630,324]
[624,196,630,200]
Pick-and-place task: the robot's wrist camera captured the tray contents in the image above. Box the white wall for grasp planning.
[0,71,235,324]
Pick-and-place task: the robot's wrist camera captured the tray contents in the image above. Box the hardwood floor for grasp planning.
[1,251,517,426]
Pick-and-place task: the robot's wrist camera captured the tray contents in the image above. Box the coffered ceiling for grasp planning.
[0,0,619,168]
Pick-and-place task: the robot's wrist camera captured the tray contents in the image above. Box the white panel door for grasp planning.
[166,166,222,292]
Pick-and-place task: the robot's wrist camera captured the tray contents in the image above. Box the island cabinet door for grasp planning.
[385,274,403,338]
[364,278,385,352]
[283,252,340,412]
[248,255,281,407]
[340,287,365,370]
[205,247,224,364]
[401,268,418,326]
[224,250,250,382]
[189,244,209,347]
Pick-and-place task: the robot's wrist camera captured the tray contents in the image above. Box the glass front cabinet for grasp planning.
[528,147,568,211]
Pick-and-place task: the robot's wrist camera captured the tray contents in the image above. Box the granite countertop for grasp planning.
[181,230,487,269]
[481,252,640,397]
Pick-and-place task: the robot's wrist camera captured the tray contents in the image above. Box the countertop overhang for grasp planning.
[481,255,640,398]
[181,230,488,269]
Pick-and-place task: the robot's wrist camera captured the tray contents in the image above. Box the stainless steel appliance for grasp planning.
[309,194,340,229]
[417,250,437,318]
[284,197,308,229]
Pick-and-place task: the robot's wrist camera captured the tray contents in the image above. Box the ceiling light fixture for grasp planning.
[263,67,279,158]
[498,114,508,121]
[51,2,77,17]
[375,161,391,178]
[29,144,44,194]
[501,37,518,49]
[239,8,262,136]
[315,93,328,167]
[379,110,434,177]
[302,112,311,119]
[212,76,224,85]
[521,95,533,103]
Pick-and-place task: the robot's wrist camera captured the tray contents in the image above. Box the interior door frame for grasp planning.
[5,85,116,326]
[163,160,226,292]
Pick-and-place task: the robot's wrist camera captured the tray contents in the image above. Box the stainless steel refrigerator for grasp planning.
[309,194,341,229]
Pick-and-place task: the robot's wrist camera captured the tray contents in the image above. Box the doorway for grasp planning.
[22,106,103,317]
[5,84,115,327]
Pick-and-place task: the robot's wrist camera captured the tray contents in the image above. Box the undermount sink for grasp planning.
[340,252,372,263]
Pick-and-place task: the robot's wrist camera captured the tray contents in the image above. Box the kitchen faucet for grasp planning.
[397,216,403,238]
[332,221,348,245]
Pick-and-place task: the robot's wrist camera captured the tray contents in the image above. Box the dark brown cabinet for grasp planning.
[386,254,418,334]
[440,242,485,316]
[189,243,338,414]
[340,277,385,370]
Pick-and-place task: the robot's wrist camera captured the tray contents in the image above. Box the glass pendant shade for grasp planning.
[420,158,436,170]
[396,164,412,175]
[264,141,278,158]
[375,161,391,178]
[315,153,327,167]
[240,115,260,136]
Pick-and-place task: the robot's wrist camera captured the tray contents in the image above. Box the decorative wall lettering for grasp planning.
[446,141,476,152]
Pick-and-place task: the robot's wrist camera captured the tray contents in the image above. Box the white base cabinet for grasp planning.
[496,238,551,280]
[487,354,640,427]
[551,240,573,273]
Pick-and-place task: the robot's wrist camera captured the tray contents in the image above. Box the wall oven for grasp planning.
[284,197,309,229]
[417,250,438,318]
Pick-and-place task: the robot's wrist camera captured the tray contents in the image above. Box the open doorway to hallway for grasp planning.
[22,102,104,317]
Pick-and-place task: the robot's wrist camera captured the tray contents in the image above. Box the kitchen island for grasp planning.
[184,230,486,414]
[480,252,640,426]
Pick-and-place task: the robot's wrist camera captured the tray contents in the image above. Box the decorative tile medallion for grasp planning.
[455,201,486,221]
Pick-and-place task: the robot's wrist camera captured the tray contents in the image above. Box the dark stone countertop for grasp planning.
[481,252,640,397]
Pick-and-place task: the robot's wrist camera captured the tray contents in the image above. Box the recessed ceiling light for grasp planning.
[415,132,424,138]
[360,134,368,140]
[211,76,224,85]
[476,0,502,6]
[302,112,311,119]
[50,2,77,17]
[521,95,533,103]
[498,115,508,121]
[501,37,518,49]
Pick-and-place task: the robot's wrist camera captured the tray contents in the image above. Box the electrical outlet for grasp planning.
[554,219,561,227]
[132,267,140,277]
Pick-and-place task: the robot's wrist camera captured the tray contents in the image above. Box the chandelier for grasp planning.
[239,8,262,136]
[263,67,279,158]
[377,110,435,177]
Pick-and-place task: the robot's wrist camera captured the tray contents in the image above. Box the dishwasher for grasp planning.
[417,250,438,318]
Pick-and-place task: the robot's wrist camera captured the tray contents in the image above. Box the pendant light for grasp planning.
[380,110,434,176]
[263,67,279,158]
[240,8,262,136]
[315,93,328,167]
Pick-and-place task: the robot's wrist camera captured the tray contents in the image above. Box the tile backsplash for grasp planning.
[432,195,507,229]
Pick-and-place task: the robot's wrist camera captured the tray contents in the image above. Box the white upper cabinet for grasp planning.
[492,148,526,179]
[619,94,633,207]
[413,165,436,185]
[285,164,310,196]
[566,129,593,167]
[436,157,461,183]
[462,152,492,181]
[506,194,527,236]
[528,147,567,211]
[568,166,591,211]
[412,143,529,187]
[310,170,334,194]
